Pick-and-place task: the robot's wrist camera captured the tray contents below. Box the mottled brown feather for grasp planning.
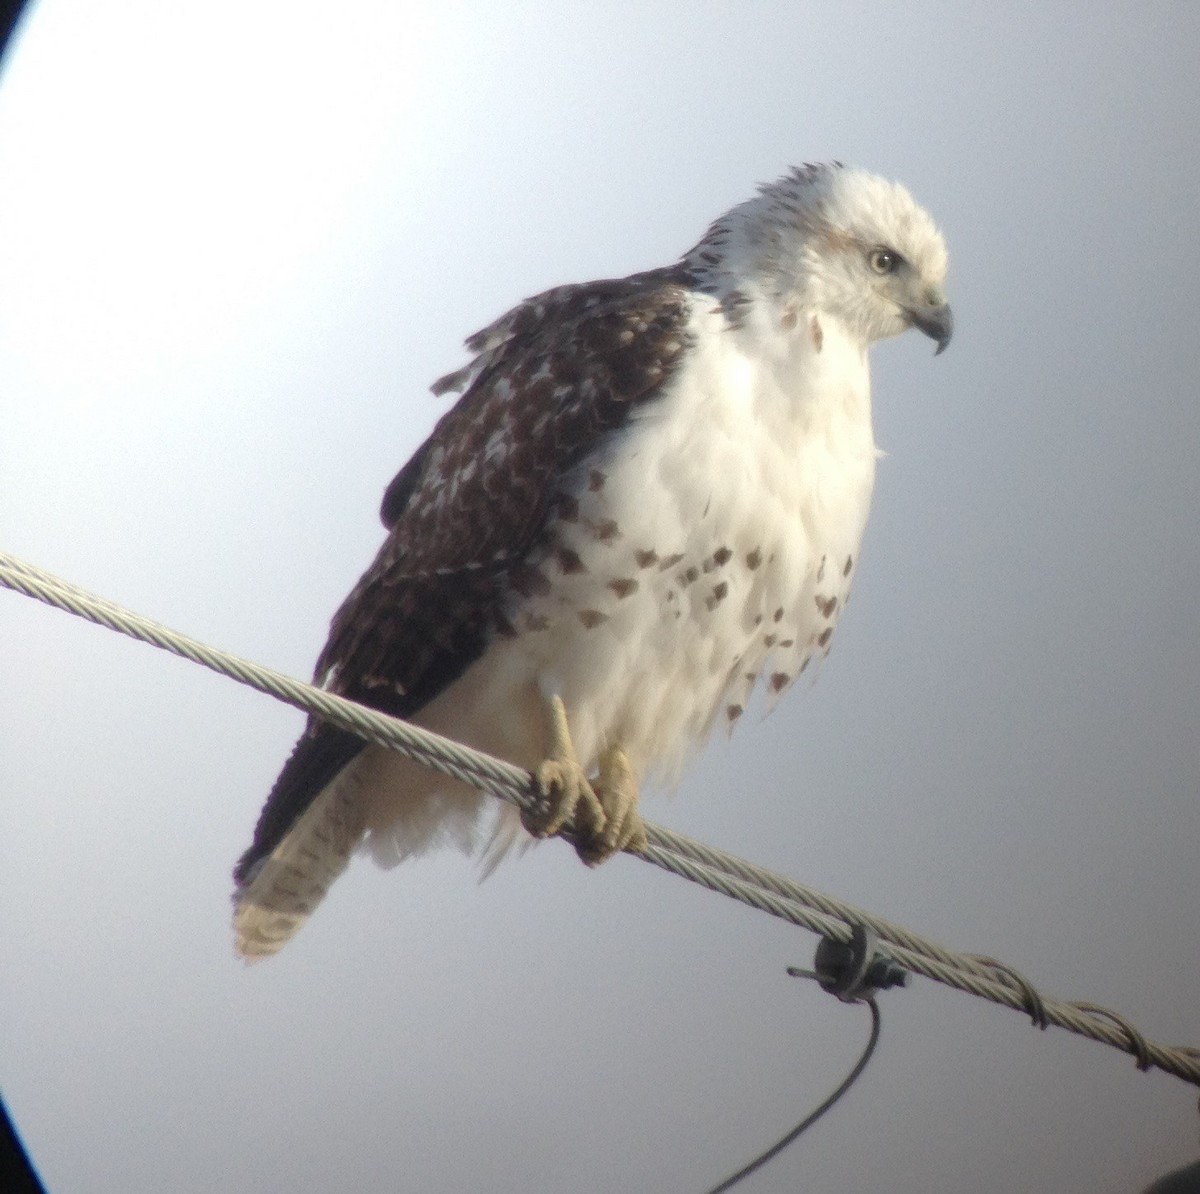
[235,267,692,884]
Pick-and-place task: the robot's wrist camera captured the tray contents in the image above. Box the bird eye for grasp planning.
[869,247,900,275]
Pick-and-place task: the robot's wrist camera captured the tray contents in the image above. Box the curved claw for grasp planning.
[526,756,606,841]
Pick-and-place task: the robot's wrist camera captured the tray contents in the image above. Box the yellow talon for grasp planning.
[524,696,645,863]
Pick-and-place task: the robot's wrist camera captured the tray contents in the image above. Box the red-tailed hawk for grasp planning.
[233,163,951,959]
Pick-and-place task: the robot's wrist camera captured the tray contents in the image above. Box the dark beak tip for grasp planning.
[918,303,953,356]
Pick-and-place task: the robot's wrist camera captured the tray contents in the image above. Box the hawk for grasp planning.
[233,163,951,960]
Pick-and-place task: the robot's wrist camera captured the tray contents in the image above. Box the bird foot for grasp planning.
[576,744,647,865]
[525,696,647,864]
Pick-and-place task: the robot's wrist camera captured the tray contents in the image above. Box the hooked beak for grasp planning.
[907,302,954,355]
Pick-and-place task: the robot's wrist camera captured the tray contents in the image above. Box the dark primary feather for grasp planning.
[234,267,694,886]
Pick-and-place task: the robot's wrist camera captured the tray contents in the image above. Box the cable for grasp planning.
[705,997,880,1194]
[705,927,901,1194]
[3,549,1200,1090]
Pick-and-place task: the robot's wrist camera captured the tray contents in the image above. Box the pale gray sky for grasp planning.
[3,2,1199,1191]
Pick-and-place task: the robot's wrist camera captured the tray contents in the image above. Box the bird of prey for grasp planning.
[233,163,951,960]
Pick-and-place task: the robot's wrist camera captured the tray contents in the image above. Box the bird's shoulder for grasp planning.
[379,264,697,539]
[314,265,699,694]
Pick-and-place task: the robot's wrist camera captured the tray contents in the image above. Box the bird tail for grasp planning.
[232,729,367,961]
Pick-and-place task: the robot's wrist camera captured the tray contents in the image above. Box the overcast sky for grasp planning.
[3,2,1199,1191]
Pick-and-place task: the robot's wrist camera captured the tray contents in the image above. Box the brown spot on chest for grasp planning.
[608,577,638,599]
[635,548,659,568]
[555,547,586,575]
[588,469,607,492]
[586,517,621,543]
[577,609,608,629]
[810,314,824,353]
[814,594,838,619]
[705,581,729,611]
[745,548,763,571]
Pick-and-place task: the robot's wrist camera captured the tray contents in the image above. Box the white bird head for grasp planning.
[685,163,952,354]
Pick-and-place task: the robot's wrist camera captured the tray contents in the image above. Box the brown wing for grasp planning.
[234,267,692,884]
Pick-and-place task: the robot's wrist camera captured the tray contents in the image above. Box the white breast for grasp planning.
[499,294,877,779]
[358,293,878,865]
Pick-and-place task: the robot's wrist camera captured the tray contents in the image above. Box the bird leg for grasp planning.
[527,694,606,844]
[526,695,647,864]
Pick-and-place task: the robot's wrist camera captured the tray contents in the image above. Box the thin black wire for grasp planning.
[704,994,882,1194]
